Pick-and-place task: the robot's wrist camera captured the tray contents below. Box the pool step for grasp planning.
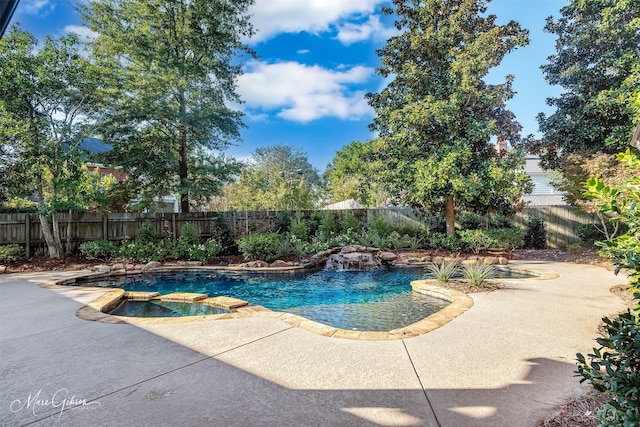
[203,296,248,310]
[124,291,160,301]
[160,292,208,302]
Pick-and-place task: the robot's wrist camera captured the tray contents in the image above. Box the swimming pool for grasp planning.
[76,269,450,331]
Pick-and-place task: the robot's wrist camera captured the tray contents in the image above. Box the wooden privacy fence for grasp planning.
[0,206,598,256]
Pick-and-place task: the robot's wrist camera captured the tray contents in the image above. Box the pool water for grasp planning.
[111,300,230,317]
[78,269,450,331]
[75,267,536,331]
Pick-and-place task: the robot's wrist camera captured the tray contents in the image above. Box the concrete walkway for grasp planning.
[0,261,628,427]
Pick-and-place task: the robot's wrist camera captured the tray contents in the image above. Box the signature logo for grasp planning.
[10,389,101,419]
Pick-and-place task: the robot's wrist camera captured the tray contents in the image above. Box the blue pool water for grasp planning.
[76,269,449,331]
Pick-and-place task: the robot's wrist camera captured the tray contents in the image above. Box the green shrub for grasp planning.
[488,228,525,250]
[576,311,640,426]
[489,213,514,229]
[576,222,605,246]
[79,240,117,260]
[170,223,201,260]
[459,211,483,230]
[237,233,283,261]
[426,233,460,250]
[274,211,292,234]
[567,242,581,252]
[440,234,462,252]
[178,223,199,245]
[459,229,495,254]
[136,221,158,244]
[425,261,460,284]
[185,240,222,263]
[0,244,23,263]
[524,215,547,249]
[119,240,167,262]
[315,211,338,237]
[289,212,309,241]
[463,263,497,287]
[422,214,447,234]
[210,214,236,255]
[338,211,359,233]
[360,230,387,249]
[368,214,391,236]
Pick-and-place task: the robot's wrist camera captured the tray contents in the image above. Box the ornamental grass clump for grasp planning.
[463,263,497,288]
[425,261,460,284]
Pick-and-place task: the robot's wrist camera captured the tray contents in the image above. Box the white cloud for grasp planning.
[238,60,375,123]
[248,0,386,43]
[297,49,310,55]
[19,0,54,16]
[64,25,99,41]
[335,15,398,45]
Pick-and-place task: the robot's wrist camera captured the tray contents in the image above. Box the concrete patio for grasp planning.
[0,260,628,426]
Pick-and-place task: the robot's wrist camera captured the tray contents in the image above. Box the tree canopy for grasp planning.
[80,0,255,212]
[215,145,322,211]
[324,140,388,207]
[0,27,107,257]
[367,0,531,234]
[526,0,640,169]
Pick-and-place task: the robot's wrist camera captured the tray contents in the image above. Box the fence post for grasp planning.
[171,213,177,241]
[102,214,108,241]
[24,214,31,257]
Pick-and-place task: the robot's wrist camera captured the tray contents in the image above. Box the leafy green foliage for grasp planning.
[459,212,483,230]
[463,263,497,288]
[459,230,495,254]
[425,261,460,284]
[584,150,640,293]
[577,150,640,425]
[118,240,168,262]
[209,214,236,255]
[524,215,547,249]
[324,141,388,206]
[0,28,109,257]
[237,233,283,262]
[79,240,117,261]
[80,0,254,212]
[459,228,524,253]
[289,212,310,241]
[526,0,640,170]
[576,311,640,427]
[136,221,158,245]
[0,244,23,263]
[217,145,321,211]
[338,211,360,234]
[170,223,200,260]
[367,0,531,234]
[426,233,463,252]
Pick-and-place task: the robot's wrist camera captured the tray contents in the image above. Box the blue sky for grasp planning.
[9,0,567,171]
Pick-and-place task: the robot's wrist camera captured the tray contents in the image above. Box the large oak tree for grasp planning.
[367,0,531,235]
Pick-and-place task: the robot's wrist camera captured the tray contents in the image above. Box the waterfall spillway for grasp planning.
[324,247,384,271]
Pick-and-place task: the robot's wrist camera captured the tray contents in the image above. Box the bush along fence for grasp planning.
[0,206,596,257]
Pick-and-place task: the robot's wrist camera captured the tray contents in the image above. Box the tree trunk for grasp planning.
[35,175,60,258]
[178,97,190,213]
[445,195,456,236]
[51,212,64,258]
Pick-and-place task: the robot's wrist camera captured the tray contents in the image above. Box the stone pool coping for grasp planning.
[40,264,558,341]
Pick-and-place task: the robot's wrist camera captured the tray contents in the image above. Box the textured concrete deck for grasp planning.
[0,261,627,426]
